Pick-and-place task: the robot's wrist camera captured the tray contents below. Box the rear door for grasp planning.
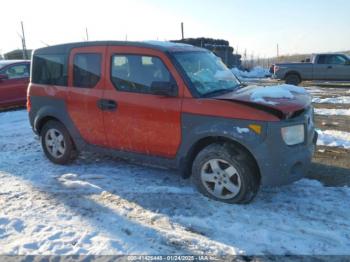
[0,63,29,105]
[313,55,330,80]
[325,55,350,80]
[66,46,108,147]
[102,46,183,158]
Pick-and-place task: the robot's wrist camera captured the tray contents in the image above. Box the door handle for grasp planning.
[327,65,333,69]
[97,99,117,111]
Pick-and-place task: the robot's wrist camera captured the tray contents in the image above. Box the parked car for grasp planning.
[0,60,30,109]
[274,53,350,85]
[28,41,317,204]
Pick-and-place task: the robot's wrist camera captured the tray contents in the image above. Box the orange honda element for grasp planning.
[28,41,317,204]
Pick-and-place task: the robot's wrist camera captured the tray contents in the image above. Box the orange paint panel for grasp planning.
[66,46,108,147]
[182,98,280,122]
[103,46,183,157]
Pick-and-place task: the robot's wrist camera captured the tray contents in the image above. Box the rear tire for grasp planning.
[191,143,259,204]
[285,73,301,86]
[40,120,77,165]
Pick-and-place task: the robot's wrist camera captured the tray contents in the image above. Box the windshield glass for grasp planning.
[0,63,8,71]
[173,51,240,96]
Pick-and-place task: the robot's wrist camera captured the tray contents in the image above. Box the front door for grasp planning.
[325,55,350,81]
[66,46,108,147]
[0,63,29,106]
[102,46,183,158]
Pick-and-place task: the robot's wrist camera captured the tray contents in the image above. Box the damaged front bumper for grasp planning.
[253,108,317,186]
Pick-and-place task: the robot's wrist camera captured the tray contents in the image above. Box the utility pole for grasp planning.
[85,27,89,41]
[181,22,184,39]
[277,44,279,60]
[243,49,247,68]
[21,21,27,60]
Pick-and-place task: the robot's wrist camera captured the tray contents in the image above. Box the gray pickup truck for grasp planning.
[274,53,350,85]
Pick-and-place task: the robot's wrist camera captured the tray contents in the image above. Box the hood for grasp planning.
[214,84,311,119]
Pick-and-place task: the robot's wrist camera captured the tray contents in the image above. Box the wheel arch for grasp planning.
[36,115,62,134]
[29,97,86,151]
[284,70,302,81]
[180,135,261,184]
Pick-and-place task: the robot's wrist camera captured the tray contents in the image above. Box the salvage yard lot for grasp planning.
[0,84,350,255]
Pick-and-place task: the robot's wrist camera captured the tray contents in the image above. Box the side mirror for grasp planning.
[345,60,350,65]
[0,74,8,80]
[150,81,177,97]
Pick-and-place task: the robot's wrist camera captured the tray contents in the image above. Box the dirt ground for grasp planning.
[305,85,350,187]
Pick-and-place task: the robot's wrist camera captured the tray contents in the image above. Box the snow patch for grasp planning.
[312,96,350,104]
[316,129,350,149]
[235,127,250,134]
[314,108,350,116]
[248,84,307,103]
[57,173,103,194]
[231,66,270,79]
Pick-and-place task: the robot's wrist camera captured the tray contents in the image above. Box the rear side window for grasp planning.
[110,54,171,94]
[73,53,101,88]
[32,54,67,85]
[317,55,327,64]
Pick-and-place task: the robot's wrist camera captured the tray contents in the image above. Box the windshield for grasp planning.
[173,51,241,96]
[0,63,7,71]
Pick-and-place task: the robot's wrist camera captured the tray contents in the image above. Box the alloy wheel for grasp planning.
[200,158,242,199]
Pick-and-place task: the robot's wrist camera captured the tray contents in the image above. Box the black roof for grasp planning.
[34,40,206,55]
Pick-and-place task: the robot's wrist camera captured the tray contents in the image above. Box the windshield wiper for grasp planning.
[202,88,235,97]
[201,82,246,97]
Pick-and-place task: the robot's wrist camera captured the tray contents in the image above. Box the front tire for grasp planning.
[40,120,77,165]
[191,143,259,204]
[285,73,301,86]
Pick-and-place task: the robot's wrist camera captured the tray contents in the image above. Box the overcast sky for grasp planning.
[1,0,349,57]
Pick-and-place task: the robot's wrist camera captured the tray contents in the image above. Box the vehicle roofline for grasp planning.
[32,41,207,56]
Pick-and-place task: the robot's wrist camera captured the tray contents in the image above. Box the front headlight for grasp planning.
[281,124,305,145]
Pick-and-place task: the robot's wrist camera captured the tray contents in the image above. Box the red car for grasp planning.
[0,60,30,109]
[28,41,317,204]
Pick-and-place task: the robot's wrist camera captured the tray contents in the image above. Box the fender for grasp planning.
[176,113,267,176]
[29,96,86,150]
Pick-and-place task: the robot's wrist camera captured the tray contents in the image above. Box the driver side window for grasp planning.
[4,64,29,79]
[110,54,172,94]
[327,55,347,65]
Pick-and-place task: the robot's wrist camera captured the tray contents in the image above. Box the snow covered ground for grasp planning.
[316,129,350,149]
[315,108,350,116]
[312,96,350,104]
[1,110,350,255]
